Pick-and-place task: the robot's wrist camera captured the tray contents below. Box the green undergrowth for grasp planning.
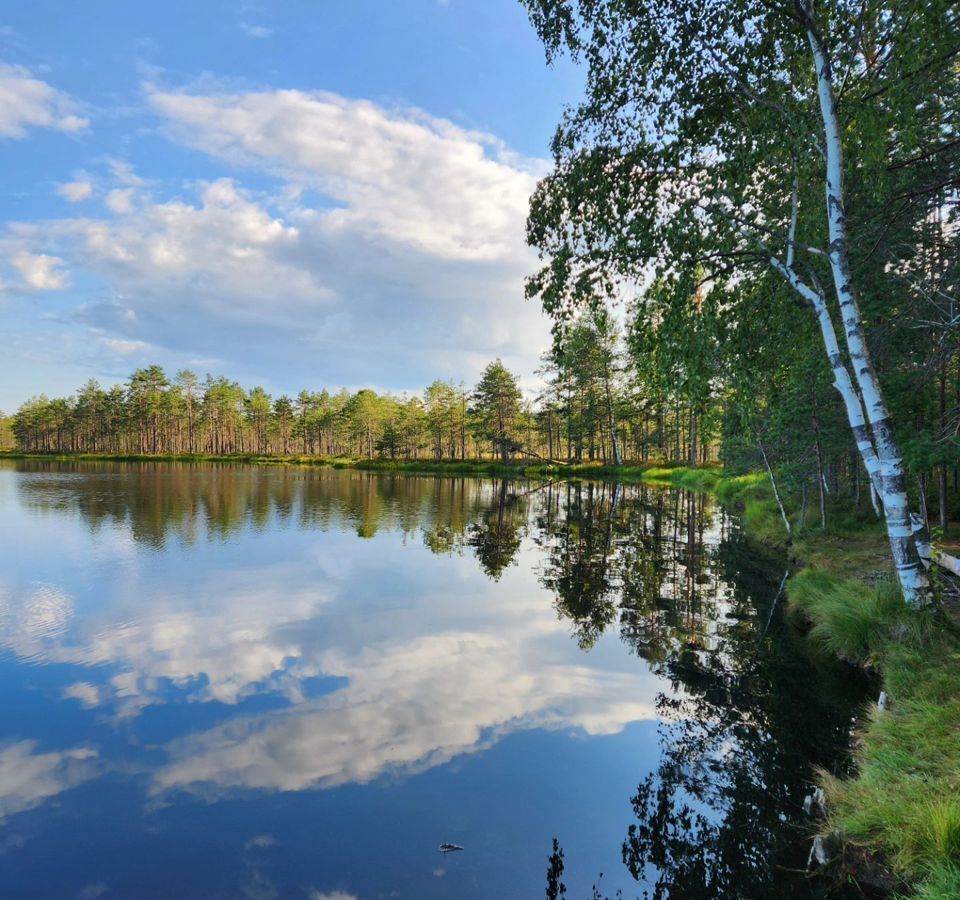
[647,466,900,572]
[814,596,960,899]
[642,466,796,542]
[641,464,723,491]
[347,458,678,479]
[789,570,914,666]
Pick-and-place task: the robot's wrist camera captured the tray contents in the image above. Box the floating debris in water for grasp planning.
[438,843,464,854]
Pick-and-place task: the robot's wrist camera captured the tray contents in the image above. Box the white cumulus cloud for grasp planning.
[0,740,98,823]
[146,85,540,262]
[63,681,102,708]
[11,251,69,290]
[104,187,135,214]
[56,180,93,202]
[3,86,552,394]
[0,63,88,139]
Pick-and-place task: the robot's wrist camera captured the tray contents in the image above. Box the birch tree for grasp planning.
[521,0,956,602]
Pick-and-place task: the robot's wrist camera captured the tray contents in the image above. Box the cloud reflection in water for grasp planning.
[3,469,663,803]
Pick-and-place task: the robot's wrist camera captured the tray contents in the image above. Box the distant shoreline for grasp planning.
[0,451,719,484]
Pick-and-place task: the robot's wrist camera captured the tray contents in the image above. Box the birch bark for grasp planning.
[760,442,792,534]
[799,0,928,602]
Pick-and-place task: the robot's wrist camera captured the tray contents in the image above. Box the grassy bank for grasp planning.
[793,570,960,899]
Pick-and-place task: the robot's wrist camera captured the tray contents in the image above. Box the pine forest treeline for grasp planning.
[7,308,719,466]
[10,259,960,538]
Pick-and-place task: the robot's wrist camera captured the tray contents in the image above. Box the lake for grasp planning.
[0,461,867,899]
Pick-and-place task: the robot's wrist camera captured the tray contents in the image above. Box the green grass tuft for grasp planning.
[778,515,960,900]
[924,799,960,865]
[911,862,960,900]
[814,612,960,898]
[787,570,908,664]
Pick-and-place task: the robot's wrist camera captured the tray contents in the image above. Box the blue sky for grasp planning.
[0,0,581,411]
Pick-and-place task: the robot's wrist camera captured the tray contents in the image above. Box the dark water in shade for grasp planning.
[0,461,869,900]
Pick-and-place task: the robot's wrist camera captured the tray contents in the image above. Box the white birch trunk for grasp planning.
[604,377,623,465]
[760,442,792,534]
[770,258,884,497]
[795,2,929,603]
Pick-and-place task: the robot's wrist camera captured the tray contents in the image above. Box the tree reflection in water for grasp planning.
[535,482,868,899]
[467,479,528,580]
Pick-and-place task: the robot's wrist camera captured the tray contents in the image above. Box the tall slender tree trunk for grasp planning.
[688,406,697,469]
[602,372,622,466]
[790,3,928,601]
[940,368,949,534]
[815,435,827,529]
[760,441,791,535]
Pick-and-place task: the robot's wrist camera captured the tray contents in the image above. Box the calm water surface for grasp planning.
[0,461,867,899]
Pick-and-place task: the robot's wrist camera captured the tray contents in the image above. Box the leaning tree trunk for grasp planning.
[760,442,791,535]
[801,5,928,603]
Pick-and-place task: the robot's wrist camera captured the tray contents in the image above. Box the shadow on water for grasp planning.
[4,461,869,899]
